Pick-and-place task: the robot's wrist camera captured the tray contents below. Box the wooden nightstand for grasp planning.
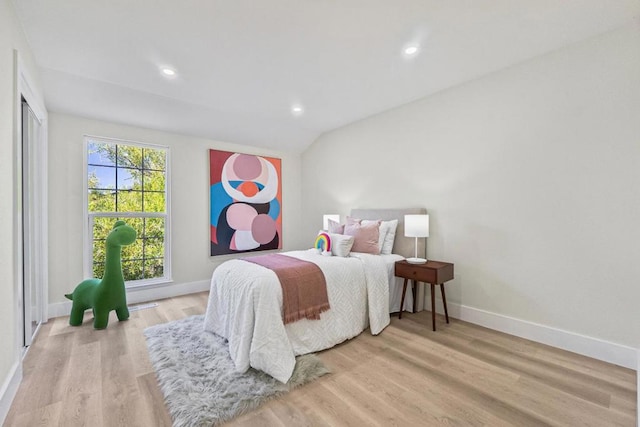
[394,260,454,331]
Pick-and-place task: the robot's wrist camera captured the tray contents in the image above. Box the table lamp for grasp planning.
[404,214,429,264]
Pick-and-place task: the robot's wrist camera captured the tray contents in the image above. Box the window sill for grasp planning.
[125,277,174,291]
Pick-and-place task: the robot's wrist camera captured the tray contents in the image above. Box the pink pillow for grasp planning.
[327,219,344,234]
[346,216,360,226]
[344,219,381,254]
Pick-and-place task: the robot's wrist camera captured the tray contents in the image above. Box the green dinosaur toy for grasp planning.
[65,220,137,329]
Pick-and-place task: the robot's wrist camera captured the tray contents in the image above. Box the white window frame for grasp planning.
[83,135,172,289]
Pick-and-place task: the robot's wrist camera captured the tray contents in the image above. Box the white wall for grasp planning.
[303,25,640,353]
[48,113,304,307]
[0,0,45,419]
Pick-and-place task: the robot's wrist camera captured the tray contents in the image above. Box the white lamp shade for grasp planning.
[404,214,429,238]
[323,214,340,230]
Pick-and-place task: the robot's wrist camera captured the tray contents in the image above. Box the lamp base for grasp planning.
[406,257,427,264]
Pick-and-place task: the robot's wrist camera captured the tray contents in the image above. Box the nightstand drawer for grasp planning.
[394,260,454,284]
[395,262,437,283]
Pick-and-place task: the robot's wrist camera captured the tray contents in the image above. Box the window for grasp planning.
[84,136,171,287]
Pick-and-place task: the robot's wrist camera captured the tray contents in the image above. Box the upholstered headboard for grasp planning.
[350,208,427,259]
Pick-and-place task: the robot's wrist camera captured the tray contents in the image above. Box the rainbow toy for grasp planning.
[315,232,331,253]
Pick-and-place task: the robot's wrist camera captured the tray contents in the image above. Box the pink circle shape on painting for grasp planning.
[226,203,258,230]
[251,214,277,244]
[233,154,262,180]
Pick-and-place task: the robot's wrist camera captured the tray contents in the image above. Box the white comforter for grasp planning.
[203,249,391,383]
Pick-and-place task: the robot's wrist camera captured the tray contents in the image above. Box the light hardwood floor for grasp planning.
[5,292,637,426]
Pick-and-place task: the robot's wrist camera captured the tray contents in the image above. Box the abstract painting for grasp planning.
[209,149,282,255]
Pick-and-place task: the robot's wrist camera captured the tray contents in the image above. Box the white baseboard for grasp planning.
[0,362,22,425]
[48,279,210,319]
[426,297,638,371]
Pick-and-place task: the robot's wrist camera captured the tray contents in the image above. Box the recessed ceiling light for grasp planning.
[291,105,304,116]
[161,67,176,77]
[404,45,419,56]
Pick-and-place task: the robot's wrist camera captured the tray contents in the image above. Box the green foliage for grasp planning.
[88,141,167,281]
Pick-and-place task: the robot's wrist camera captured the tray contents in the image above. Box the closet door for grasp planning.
[21,100,43,346]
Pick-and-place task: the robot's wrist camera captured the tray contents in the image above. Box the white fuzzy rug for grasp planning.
[144,315,329,427]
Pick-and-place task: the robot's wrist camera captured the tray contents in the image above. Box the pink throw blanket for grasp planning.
[243,254,330,324]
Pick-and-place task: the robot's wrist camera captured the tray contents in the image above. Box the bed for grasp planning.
[203,208,426,382]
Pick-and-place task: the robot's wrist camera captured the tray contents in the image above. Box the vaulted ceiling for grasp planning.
[13,0,639,152]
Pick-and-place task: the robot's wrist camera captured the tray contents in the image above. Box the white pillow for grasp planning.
[361,219,398,255]
[328,233,355,257]
[380,219,398,255]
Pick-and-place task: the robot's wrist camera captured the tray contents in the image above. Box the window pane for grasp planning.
[88,141,115,166]
[90,216,167,281]
[92,217,119,269]
[89,191,115,212]
[143,170,165,191]
[117,167,138,190]
[121,260,143,281]
[144,258,164,279]
[124,217,144,233]
[92,262,105,279]
[145,238,164,258]
[92,240,106,265]
[121,237,144,261]
[116,190,143,212]
[117,146,142,169]
[145,217,165,239]
[93,217,115,240]
[88,165,115,190]
[143,192,165,212]
[143,148,166,171]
